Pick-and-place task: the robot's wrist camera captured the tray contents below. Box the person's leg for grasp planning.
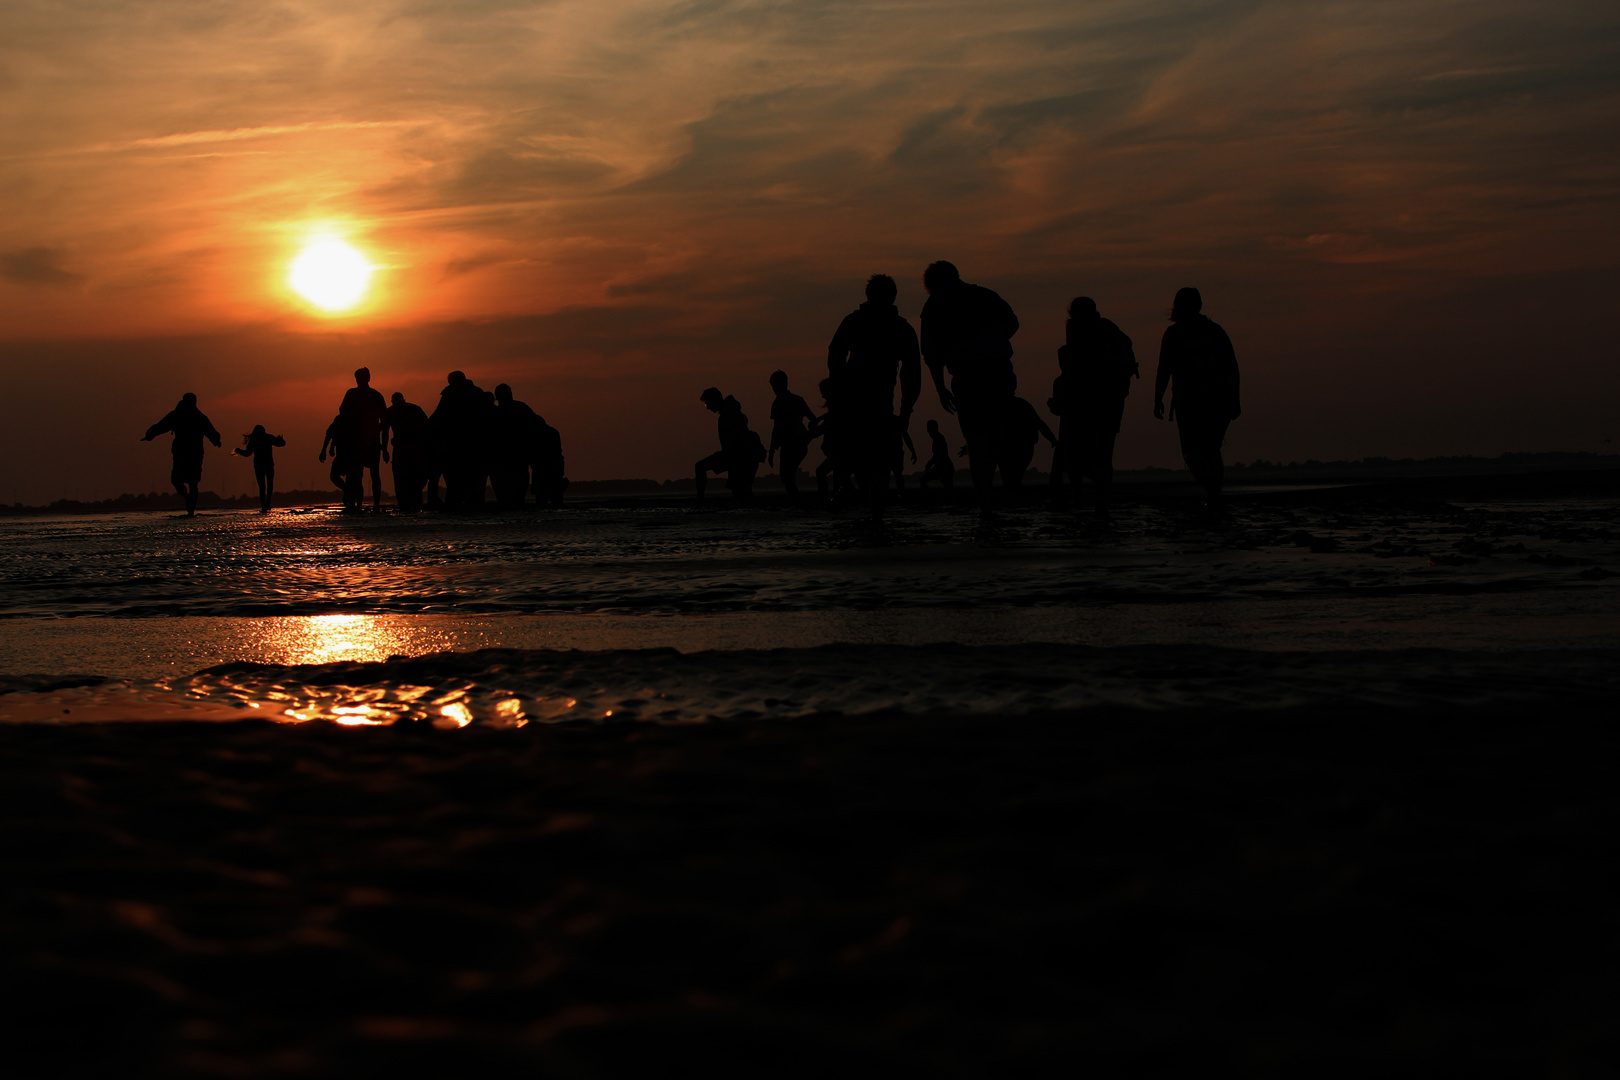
[955,387,998,514]
[369,459,383,510]
[1049,442,1066,498]
[780,445,804,501]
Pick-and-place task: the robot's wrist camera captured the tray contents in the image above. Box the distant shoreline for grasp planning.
[3,451,1617,516]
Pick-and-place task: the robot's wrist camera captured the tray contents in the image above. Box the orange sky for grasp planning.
[2,0,1617,502]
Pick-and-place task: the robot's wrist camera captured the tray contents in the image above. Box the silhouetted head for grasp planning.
[447,370,466,385]
[354,367,370,387]
[391,392,405,406]
[922,261,960,295]
[865,274,897,305]
[926,419,940,434]
[1171,287,1202,321]
[252,424,265,436]
[700,387,723,412]
[1068,296,1098,319]
[769,370,788,391]
[495,383,513,404]
[180,392,197,409]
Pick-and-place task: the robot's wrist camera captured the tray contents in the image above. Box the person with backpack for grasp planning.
[695,387,764,504]
[1153,287,1241,509]
[1049,296,1137,514]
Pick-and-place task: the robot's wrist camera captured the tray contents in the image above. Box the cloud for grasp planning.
[0,248,83,286]
[1,0,1618,497]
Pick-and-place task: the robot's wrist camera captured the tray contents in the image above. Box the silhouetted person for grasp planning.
[695,387,763,503]
[767,370,817,503]
[993,396,1058,491]
[492,383,540,509]
[338,367,387,511]
[319,413,359,509]
[827,273,921,522]
[143,393,222,516]
[1154,288,1240,508]
[810,377,855,505]
[919,260,1019,514]
[382,392,430,512]
[531,413,567,507]
[919,418,955,494]
[233,425,286,513]
[1050,297,1137,513]
[430,370,492,511]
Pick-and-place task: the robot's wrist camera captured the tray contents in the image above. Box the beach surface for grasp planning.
[2,475,1617,1074]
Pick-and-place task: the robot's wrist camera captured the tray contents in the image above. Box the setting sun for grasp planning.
[288,239,372,311]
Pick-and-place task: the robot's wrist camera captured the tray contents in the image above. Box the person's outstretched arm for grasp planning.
[142,412,175,441]
[271,435,286,447]
[233,446,250,458]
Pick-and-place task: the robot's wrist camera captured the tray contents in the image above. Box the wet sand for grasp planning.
[3,472,1617,1074]
[5,694,1616,1077]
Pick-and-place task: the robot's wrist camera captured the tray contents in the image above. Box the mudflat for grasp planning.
[5,693,1616,1077]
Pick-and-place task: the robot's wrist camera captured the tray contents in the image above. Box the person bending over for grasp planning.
[694,387,763,503]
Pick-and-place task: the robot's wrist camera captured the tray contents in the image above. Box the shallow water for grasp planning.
[2,498,1616,723]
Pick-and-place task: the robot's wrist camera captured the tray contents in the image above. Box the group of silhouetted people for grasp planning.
[696,266,1240,518]
[142,368,567,515]
[141,272,1238,520]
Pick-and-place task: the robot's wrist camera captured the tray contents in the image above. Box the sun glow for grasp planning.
[288,239,372,311]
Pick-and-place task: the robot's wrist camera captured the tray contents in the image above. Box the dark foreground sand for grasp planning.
[4,702,1616,1077]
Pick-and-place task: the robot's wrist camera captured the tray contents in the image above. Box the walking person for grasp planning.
[233,425,286,513]
[919,261,1019,516]
[319,414,358,509]
[338,367,388,511]
[1153,287,1241,509]
[141,392,221,517]
[826,273,921,522]
[1049,297,1137,515]
[767,370,817,504]
[492,383,540,508]
[430,371,493,511]
[382,392,430,512]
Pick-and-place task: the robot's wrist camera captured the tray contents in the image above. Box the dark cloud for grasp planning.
[1,248,83,286]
